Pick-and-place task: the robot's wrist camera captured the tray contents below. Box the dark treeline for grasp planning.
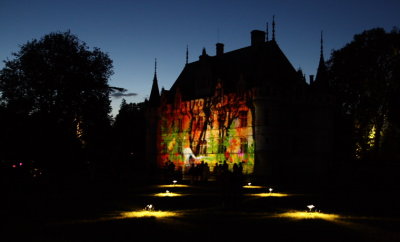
[0,28,399,191]
[0,31,147,190]
[111,99,147,182]
[326,28,400,188]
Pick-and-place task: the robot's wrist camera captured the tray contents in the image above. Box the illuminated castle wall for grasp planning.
[145,28,334,182]
[159,83,255,174]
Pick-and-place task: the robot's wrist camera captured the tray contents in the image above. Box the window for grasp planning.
[218,139,226,154]
[176,118,182,131]
[240,138,248,153]
[177,140,182,153]
[199,140,207,154]
[264,109,269,126]
[239,111,248,127]
[198,116,204,129]
[162,141,168,153]
[162,119,168,130]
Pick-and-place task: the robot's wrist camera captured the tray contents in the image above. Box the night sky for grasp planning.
[1,0,399,116]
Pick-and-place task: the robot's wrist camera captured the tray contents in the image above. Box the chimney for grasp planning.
[251,30,265,46]
[216,43,224,56]
[309,75,314,85]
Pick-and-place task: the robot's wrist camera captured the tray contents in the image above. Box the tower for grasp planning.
[146,59,161,172]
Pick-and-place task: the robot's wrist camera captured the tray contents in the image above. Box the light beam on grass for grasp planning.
[277,211,340,221]
[120,210,179,218]
[154,191,183,197]
[158,184,190,188]
[243,185,265,189]
[247,192,290,197]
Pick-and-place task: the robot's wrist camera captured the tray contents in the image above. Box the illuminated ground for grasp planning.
[2,180,400,242]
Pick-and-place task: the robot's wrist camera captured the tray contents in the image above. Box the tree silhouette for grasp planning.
[112,99,146,179]
[328,28,400,161]
[0,31,114,177]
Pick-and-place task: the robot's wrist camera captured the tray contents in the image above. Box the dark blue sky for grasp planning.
[1,0,399,116]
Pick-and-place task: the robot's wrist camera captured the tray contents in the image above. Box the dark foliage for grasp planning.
[328,28,400,163]
[111,99,147,181]
[0,31,113,180]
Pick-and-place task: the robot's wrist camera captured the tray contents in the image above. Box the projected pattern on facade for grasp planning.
[159,84,254,174]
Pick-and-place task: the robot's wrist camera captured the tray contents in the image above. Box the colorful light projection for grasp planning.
[158,90,255,174]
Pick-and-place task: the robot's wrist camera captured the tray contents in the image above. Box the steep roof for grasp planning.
[165,34,306,102]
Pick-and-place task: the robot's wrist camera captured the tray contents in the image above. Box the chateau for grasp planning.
[145,25,333,184]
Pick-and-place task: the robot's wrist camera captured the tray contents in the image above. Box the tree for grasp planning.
[0,31,114,176]
[113,99,146,159]
[328,28,400,161]
[112,100,146,180]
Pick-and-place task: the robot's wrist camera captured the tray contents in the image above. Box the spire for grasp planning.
[316,31,327,83]
[154,58,157,77]
[272,15,276,41]
[186,45,189,65]
[320,31,324,62]
[266,22,269,41]
[149,58,160,106]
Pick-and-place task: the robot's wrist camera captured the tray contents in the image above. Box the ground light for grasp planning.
[154,190,183,197]
[243,183,265,189]
[119,204,180,219]
[307,204,315,212]
[247,192,290,197]
[277,210,340,221]
[158,183,190,188]
[120,210,179,219]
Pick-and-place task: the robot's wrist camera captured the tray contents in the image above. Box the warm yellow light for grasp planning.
[154,192,183,197]
[355,142,362,160]
[243,185,265,189]
[277,211,340,221]
[158,184,190,188]
[367,125,376,148]
[120,210,179,218]
[247,192,290,197]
